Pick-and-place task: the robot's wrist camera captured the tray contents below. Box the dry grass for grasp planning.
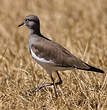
[0,0,107,110]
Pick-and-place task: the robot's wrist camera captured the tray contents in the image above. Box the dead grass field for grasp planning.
[0,0,107,110]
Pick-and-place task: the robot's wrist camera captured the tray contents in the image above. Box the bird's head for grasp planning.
[18,15,40,29]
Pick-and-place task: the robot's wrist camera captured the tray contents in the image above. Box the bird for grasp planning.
[18,14,104,98]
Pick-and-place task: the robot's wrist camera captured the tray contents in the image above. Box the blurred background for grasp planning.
[0,0,107,110]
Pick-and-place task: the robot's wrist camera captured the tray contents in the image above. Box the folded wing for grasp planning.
[31,37,104,73]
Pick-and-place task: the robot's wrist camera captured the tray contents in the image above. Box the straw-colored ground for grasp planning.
[0,0,107,110]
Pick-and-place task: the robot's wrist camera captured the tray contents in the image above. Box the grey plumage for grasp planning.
[18,14,104,97]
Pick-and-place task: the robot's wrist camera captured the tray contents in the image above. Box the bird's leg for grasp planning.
[22,71,62,97]
[55,71,62,86]
[22,81,54,95]
[49,74,58,98]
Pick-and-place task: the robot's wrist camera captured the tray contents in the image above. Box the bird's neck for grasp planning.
[29,27,41,36]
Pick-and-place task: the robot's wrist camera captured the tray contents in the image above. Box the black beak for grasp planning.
[18,22,24,27]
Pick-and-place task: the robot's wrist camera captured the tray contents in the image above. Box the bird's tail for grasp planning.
[83,63,104,73]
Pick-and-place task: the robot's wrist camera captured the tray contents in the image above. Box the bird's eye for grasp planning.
[25,19,29,22]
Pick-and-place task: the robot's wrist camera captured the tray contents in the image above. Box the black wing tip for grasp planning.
[89,66,104,73]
